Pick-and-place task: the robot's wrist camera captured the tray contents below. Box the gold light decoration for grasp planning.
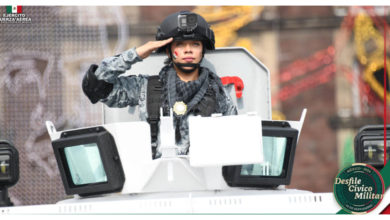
[354,13,389,101]
[354,13,384,65]
[193,6,263,48]
[363,58,390,102]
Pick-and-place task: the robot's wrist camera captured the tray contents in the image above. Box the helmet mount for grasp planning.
[177,13,198,33]
[156,11,215,53]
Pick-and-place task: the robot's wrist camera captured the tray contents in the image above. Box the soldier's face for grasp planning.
[169,40,203,67]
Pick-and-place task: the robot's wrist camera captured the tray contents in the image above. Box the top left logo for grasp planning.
[1,6,32,24]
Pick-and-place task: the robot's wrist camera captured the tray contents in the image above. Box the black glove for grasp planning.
[82,64,114,104]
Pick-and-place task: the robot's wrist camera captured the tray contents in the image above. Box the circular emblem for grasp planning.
[173,101,187,116]
[333,163,384,214]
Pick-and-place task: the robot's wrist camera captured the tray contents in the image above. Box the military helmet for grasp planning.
[155,11,215,53]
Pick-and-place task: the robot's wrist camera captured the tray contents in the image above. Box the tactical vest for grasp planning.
[146,75,217,157]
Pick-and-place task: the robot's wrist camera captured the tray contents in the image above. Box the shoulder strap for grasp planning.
[146,75,163,158]
[193,86,217,116]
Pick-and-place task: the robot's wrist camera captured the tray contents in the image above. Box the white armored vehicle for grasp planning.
[3,47,388,214]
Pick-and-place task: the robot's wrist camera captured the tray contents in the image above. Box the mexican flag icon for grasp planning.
[6,6,22,14]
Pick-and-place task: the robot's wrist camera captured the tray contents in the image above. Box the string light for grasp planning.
[279,46,335,83]
[277,64,336,101]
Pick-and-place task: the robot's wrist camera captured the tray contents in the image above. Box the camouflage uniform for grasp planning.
[95,47,237,156]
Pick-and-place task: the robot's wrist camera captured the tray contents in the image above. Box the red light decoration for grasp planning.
[277,64,336,102]
[279,46,335,84]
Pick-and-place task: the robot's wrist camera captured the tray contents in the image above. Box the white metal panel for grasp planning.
[103,122,154,193]
[188,114,263,167]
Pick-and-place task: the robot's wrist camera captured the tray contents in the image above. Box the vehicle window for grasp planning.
[241,136,287,176]
[64,143,107,185]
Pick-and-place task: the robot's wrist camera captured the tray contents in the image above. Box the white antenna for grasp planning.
[45,121,57,141]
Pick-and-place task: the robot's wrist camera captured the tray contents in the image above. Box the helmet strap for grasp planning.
[173,62,199,74]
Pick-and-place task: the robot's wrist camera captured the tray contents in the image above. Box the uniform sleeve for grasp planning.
[95,47,142,82]
[94,47,147,108]
[101,75,148,108]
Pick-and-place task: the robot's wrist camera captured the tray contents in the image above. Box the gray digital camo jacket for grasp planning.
[95,47,237,156]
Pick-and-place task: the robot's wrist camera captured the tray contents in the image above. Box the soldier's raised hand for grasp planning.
[136,37,173,60]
